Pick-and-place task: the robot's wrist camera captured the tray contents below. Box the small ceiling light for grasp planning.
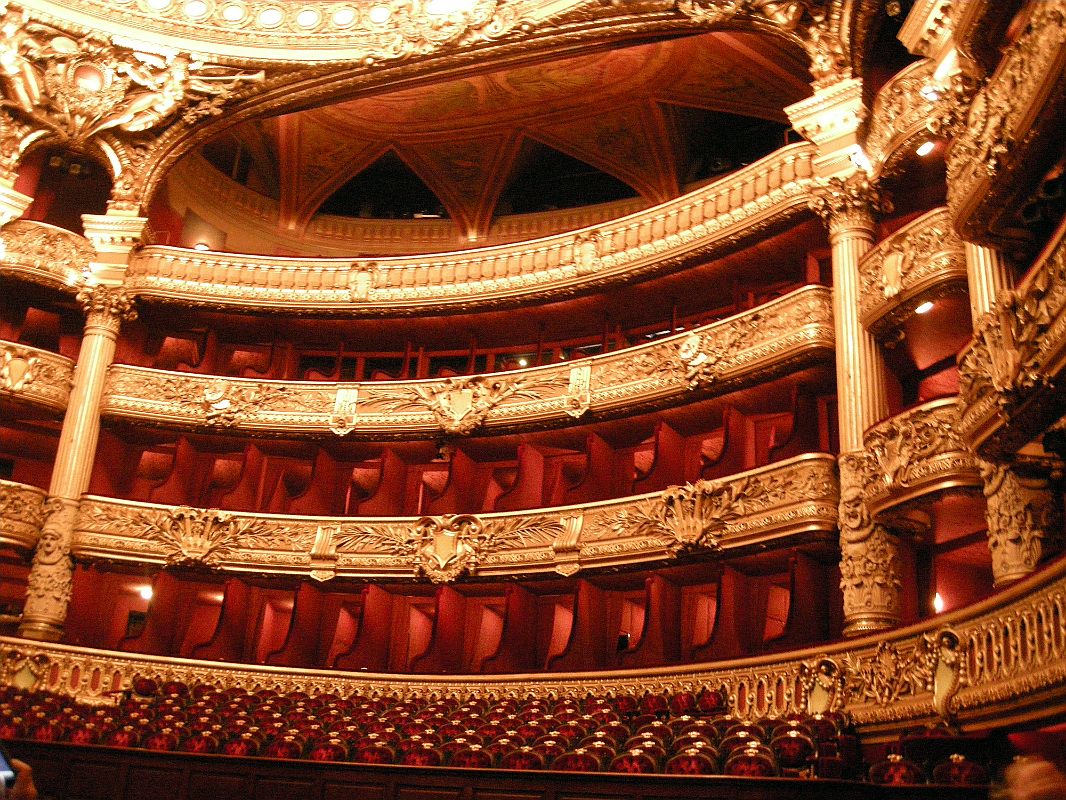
[139,586,154,601]
[332,7,356,26]
[517,358,528,367]
[914,300,935,314]
[915,140,936,157]
[192,241,210,251]
[368,4,391,23]
[933,592,945,613]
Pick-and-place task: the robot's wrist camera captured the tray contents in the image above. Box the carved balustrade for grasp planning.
[959,219,1066,458]
[0,339,75,413]
[0,220,92,293]
[0,479,48,551]
[861,397,981,517]
[858,208,967,337]
[101,285,833,438]
[124,144,817,314]
[865,59,940,175]
[947,2,1066,246]
[5,547,1066,733]
[70,453,837,580]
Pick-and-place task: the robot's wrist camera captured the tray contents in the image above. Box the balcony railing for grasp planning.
[857,208,967,337]
[0,478,48,551]
[102,285,832,438]
[71,453,838,580]
[866,59,939,175]
[0,220,91,293]
[0,339,75,413]
[124,144,817,314]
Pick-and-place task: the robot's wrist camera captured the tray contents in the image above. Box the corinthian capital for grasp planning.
[981,459,1063,586]
[76,285,138,334]
[809,173,889,235]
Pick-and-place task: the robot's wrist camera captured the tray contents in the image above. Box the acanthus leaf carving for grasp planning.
[677,313,758,389]
[141,506,271,567]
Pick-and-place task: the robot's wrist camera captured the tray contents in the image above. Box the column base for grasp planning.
[842,613,900,639]
[17,619,64,642]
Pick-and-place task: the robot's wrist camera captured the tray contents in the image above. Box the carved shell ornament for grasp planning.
[0,347,37,391]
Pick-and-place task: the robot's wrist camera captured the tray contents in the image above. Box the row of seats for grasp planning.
[89,393,823,515]
[0,682,991,784]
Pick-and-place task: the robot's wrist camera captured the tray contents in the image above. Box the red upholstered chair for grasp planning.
[696,687,727,714]
[532,739,568,762]
[263,735,304,759]
[639,692,669,717]
[622,739,667,762]
[668,691,698,716]
[609,750,659,773]
[595,720,631,745]
[451,745,494,768]
[401,743,443,766]
[723,744,779,777]
[143,729,180,751]
[551,749,603,772]
[440,736,480,762]
[309,738,349,761]
[353,742,396,764]
[869,753,925,785]
[499,747,547,770]
[771,728,817,769]
[634,720,672,742]
[673,729,715,751]
[105,725,142,748]
[222,733,261,756]
[932,754,989,785]
[666,749,718,775]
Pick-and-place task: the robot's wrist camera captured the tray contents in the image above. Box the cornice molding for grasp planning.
[6,552,1066,732]
[857,207,967,337]
[124,143,818,314]
[101,285,833,438]
[0,339,75,413]
[71,453,838,580]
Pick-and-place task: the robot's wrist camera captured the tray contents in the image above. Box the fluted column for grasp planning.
[965,241,1014,324]
[18,286,137,641]
[811,173,902,636]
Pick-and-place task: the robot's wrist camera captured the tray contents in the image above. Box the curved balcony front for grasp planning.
[123,144,817,315]
[0,220,91,293]
[5,553,1066,733]
[865,59,940,176]
[0,339,74,414]
[71,453,838,580]
[101,285,833,439]
[858,208,967,338]
[862,397,982,519]
[0,479,48,551]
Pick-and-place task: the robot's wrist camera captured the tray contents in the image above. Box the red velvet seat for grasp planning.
[932,754,989,785]
[869,753,925,785]
[451,746,494,768]
[771,728,817,769]
[609,750,659,773]
[665,749,718,774]
[723,744,778,777]
[499,747,546,770]
[401,743,443,766]
[308,738,349,761]
[551,749,602,772]
[353,742,396,764]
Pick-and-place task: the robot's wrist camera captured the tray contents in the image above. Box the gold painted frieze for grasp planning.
[0,479,49,551]
[0,339,74,413]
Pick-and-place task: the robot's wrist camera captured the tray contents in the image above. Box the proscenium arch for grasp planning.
[126,0,871,213]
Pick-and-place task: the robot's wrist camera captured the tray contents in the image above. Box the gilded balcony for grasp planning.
[0,339,75,414]
[0,219,91,293]
[124,144,817,315]
[862,397,981,518]
[0,479,48,551]
[5,552,1066,731]
[865,60,940,175]
[72,453,838,579]
[101,285,833,438]
[858,208,967,338]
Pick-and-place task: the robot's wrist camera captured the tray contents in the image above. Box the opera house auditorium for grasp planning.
[0,0,1064,797]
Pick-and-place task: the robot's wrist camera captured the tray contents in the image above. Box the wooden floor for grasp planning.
[6,741,989,800]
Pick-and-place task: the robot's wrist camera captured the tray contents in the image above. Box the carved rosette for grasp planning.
[0,479,48,551]
[981,461,1063,586]
[838,453,903,637]
[19,497,77,642]
[809,173,889,237]
[76,286,137,336]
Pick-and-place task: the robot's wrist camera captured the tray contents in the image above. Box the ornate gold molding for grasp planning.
[0,339,74,413]
[958,224,1066,458]
[101,285,832,437]
[947,2,1066,247]
[809,172,888,237]
[0,219,92,291]
[71,453,838,579]
[864,59,940,176]
[122,144,817,314]
[862,397,981,516]
[858,208,967,336]
[0,478,48,551]
[6,550,1066,733]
